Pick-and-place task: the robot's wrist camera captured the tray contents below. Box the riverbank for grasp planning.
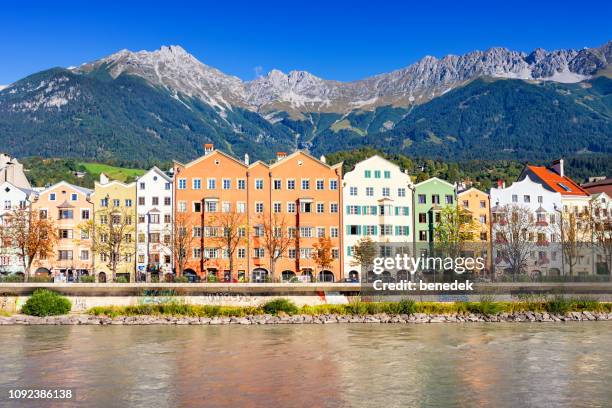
[2,310,612,325]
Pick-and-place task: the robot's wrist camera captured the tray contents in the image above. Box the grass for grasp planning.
[0,309,11,317]
[87,297,612,318]
[79,162,145,183]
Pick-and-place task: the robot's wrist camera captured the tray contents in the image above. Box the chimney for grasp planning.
[320,155,326,164]
[204,143,214,155]
[244,153,250,165]
[100,173,109,185]
[276,152,287,162]
[551,159,564,177]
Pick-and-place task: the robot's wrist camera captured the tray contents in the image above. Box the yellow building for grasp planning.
[91,174,137,282]
[458,187,491,274]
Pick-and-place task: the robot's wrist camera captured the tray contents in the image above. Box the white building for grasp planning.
[490,175,563,277]
[136,167,173,280]
[0,181,35,275]
[342,155,413,281]
[0,154,31,189]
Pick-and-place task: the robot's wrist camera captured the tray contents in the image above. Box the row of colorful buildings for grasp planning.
[0,148,610,282]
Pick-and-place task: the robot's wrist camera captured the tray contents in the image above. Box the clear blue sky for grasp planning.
[2,0,611,84]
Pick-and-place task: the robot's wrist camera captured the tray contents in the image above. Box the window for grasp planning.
[50,193,56,201]
[316,203,324,213]
[205,201,217,213]
[380,224,393,236]
[316,179,324,190]
[237,202,246,213]
[207,178,216,190]
[138,197,145,206]
[374,170,381,178]
[193,178,201,189]
[300,248,312,259]
[255,179,264,190]
[330,227,338,238]
[193,202,201,213]
[418,194,426,204]
[58,250,73,261]
[222,202,231,213]
[366,187,374,196]
[255,202,264,213]
[300,201,312,213]
[178,178,186,190]
[100,215,108,225]
[3,200,10,210]
[39,209,48,219]
[350,186,358,196]
[300,227,313,238]
[237,248,246,259]
[479,215,487,224]
[382,187,390,197]
[347,205,360,215]
[165,182,171,190]
[149,233,160,243]
[301,179,310,190]
[557,182,572,192]
[152,197,159,206]
[59,209,73,220]
[398,188,406,197]
[329,179,338,190]
[445,195,453,205]
[512,194,518,203]
[59,229,73,239]
[384,171,391,179]
[80,250,89,261]
[164,214,171,223]
[288,227,296,238]
[164,197,171,206]
[222,179,231,190]
[287,179,296,190]
[419,213,427,223]
[317,227,325,238]
[81,229,89,239]
[364,170,371,178]
[287,202,296,213]
[237,179,246,190]
[149,214,160,224]
[419,230,427,241]
[273,202,282,213]
[288,249,296,259]
[523,195,530,203]
[125,199,132,207]
[273,179,282,190]
[330,203,338,213]
[364,225,376,235]
[193,248,202,259]
[480,200,486,208]
[193,226,202,237]
[480,232,487,241]
[178,201,187,212]
[254,248,265,258]
[139,182,146,190]
[71,193,78,201]
[113,199,120,207]
[332,248,339,259]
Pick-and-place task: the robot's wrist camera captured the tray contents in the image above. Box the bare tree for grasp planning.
[312,237,334,282]
[4,207,57,281]
[83,206,135,282]
[262,213,294,281]
[211,210,246,280]
[166,211,196,277]
[585,199,612,278]
[492,204,541,278]
[560,210,589,276]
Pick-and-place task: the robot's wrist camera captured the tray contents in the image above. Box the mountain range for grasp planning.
[0,41,611,164]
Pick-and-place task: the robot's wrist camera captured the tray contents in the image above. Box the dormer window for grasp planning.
[557,182,572,192]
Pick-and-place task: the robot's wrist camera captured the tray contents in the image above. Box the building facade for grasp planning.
[91,174,137,282]
[342,155,413,281]
[136,167,173,281]
[458,187,492,272]
[0,181,34,275]
[173,146,343,282]
[30,182,94,279]
[414,177,456,249]
[0,154,31,189]
[490,175,563,277]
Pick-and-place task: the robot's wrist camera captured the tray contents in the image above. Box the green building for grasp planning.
[413,177,456,250]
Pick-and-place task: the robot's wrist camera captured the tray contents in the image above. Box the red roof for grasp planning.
[526,165,589,196]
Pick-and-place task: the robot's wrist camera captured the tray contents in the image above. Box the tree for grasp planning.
[433,204,480,259]
[491,204,540,278]
[560,211,588,276]
[585,199,612,278]
[262,213,294,281]
[350,236,377,272]
[84,206,135,282]
[167,211,196,277]
[3,207,57,281]
[212,210,246,280]
[312,237,334,281]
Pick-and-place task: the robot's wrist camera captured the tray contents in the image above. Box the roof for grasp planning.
[582,177,612,196]
[415,177,455,189]
[525,165,589,197]
[457,187,488,197]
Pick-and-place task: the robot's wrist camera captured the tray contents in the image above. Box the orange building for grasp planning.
[458,187,491,273]
[31,181,94,279]
[173,145,343,282]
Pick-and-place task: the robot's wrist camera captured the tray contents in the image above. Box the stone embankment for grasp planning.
[1,311,612,325]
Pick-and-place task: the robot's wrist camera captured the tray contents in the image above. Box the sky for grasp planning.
[1,0,611,85]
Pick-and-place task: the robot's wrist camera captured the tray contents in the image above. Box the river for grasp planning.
[0,323,611,407]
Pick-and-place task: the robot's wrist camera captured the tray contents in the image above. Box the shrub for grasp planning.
[546,295,572,314]
[150,276,160,283]
[466,295,504,315]
[262,298,298,315]
[21,289,71,316]
[173,276,190,283]
[29,275,54,283]
[345,301,368,315]
[207,275,218,283]
[115,276,129,283]
[572,297,601,311]
[79,275,96,283]
[396,299,417,315]
[0,274,25,283]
